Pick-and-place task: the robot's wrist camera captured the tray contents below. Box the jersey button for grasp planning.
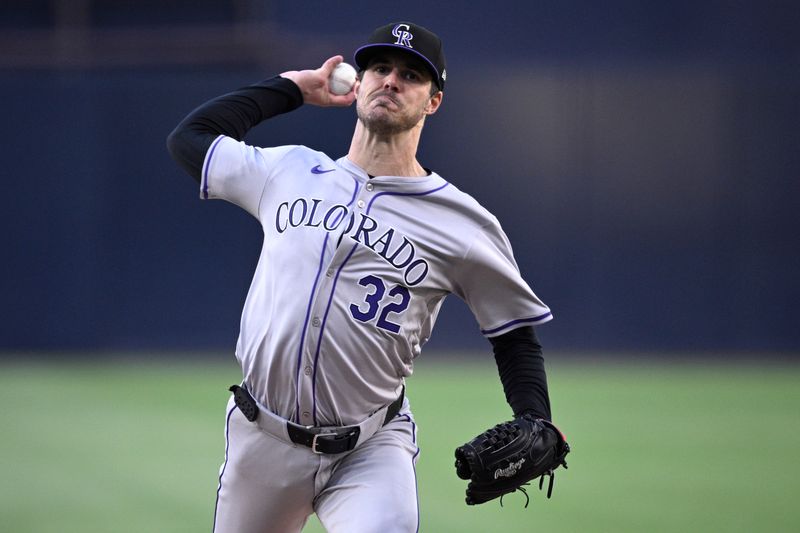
[312,317,321,327]
[366,183,374,192]
[357,200,365,208]
[304,366,312,376]
[326,269,334,277]
[301,411,311,421]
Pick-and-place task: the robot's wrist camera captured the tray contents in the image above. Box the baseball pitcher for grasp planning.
[167,21,569,533]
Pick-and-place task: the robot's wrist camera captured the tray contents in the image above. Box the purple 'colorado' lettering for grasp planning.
[351,213,378,248]
[370,228,395,257]
[274,196,430,285]
[305,198,324,228]
[403,259,429,286]
[382,236,414,269]
[323,205,349,231]
[289,198,308,227]
[275,201,289,233]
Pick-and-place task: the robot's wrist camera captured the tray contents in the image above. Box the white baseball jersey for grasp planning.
[201,135,552,428]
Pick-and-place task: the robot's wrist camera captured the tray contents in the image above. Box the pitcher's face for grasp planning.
[356,52,442,135]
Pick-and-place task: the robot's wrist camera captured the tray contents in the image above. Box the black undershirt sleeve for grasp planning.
[166,76,304,183]
[490,326,552,421]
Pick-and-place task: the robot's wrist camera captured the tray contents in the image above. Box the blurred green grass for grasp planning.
[1,354,798,532]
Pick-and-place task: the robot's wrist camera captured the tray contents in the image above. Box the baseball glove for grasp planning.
[454,415,570,506]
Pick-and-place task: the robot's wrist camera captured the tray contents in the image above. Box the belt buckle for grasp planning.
[310,431,338,454]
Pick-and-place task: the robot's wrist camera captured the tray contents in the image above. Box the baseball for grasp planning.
[329,62,357,95]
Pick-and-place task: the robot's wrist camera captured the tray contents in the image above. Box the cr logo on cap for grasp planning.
[392,24,414,48]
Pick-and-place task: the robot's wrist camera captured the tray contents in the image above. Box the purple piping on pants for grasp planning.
[212,404,237,532]
[397,414,421,533]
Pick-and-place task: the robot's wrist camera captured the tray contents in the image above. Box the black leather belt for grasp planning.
[285,423,361,455]
[229,384,405,455]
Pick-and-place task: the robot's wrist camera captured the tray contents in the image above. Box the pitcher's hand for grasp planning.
[281,55,357,107]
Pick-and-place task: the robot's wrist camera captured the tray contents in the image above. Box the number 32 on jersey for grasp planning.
[349,275,410,334]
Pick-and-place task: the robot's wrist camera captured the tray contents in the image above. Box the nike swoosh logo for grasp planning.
[311,165,335,174]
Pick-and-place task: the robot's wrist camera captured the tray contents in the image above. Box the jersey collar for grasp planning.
[337,156,445,190]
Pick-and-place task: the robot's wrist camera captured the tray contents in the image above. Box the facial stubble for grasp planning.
[356,96,427,136]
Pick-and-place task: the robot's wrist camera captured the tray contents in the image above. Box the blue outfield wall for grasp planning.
[2,1,799,354]
[2,63,797,355]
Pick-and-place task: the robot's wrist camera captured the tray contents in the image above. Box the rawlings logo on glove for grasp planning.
[495,457,526,479]
[454,415,570,506]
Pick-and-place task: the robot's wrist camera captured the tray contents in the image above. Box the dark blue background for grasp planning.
[2,1,798,354]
